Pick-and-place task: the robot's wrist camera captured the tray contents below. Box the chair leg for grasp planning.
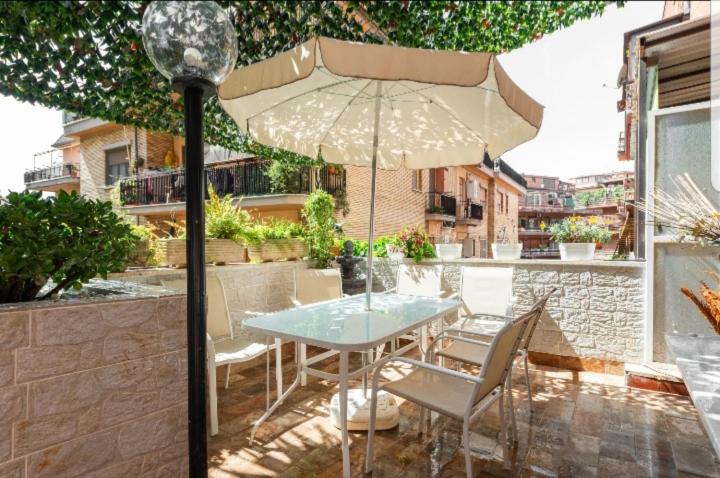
[224,363,231,389]
[507,368,518,445]
[498,390,509,469]
[300,343,307,386]
[364,378,380,474]
[419,406,426,435]
[463,418,473,478]
[209,363,219,436]
[524,352,532,406]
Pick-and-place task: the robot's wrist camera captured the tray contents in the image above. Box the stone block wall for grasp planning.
[362,258,646,363]
[0,288,188,478]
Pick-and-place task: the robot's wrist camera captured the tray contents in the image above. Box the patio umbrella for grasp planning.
[218,36,543,309]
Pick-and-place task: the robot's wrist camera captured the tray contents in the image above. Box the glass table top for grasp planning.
[243,293,459,351]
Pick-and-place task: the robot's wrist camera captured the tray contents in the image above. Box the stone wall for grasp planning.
[0,283,188,478]
[361,258,646,364]
[116,262,309,337]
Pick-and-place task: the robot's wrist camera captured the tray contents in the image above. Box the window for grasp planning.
[505,193,509,214]
[105,146,130,185]
[411,169,423,191]
[543,178,554,190]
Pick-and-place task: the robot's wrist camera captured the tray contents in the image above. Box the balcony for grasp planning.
[23,163,80,193]
[425,192,457,221]
[458,199,483,223]
[118,159,346,215]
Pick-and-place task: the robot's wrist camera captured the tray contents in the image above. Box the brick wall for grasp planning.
[0,288,188,478]
[341,165,428,239]
[78,126,132,201]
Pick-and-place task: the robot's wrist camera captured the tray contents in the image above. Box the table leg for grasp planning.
[251,341,301,445]
[339,350,350,478]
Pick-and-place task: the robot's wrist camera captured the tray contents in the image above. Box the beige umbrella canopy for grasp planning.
[218,36,543,307]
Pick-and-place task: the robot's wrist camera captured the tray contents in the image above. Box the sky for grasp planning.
[499,1,665,179]
[0,1,664,195]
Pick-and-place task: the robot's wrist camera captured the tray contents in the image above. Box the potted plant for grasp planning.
[242,219,307,263]
[302,190,336,268]
[128,224,153,267]
[204,186,249,264]
[492,222,522,260]
[398,225,436,263]
[0,191,135,303]
[548,216,610,261]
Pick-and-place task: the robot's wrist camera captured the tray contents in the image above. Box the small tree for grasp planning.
[302,190,336,269]
[0,191,135,303]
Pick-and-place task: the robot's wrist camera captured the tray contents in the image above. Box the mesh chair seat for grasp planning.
[460,317,506,338]
[435,340,489,367]
[214,337,270,366]
[382,368,476,420]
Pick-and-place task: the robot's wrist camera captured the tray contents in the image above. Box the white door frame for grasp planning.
[644,100,711,363]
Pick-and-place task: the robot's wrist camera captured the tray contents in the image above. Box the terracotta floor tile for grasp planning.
[207,360,716,478]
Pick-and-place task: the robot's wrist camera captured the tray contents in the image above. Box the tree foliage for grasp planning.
[0,1,620,154]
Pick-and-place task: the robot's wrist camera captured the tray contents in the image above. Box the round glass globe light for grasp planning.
[142,1,238,86]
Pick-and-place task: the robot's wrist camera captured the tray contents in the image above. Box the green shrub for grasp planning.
[205,185,250,241]
[240,218,305,245]
[548,216,611,244]
[0,191,135,303]
[302,190,336,269]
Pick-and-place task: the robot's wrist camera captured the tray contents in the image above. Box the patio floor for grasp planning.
[208,349,718,478]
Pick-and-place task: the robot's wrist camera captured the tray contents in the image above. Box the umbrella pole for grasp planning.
[365,81,382,311]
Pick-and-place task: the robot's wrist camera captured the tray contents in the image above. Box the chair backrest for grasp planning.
[161,275,233,340]
[460,266,514,317]
[395,264,443,297]
[294,268,343,305]
[472,291,553,403]
[519,288,557,352]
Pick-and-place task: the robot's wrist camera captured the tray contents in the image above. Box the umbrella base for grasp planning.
[329,389,399,431]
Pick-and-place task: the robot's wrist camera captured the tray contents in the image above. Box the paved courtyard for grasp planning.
[208,349,717,478]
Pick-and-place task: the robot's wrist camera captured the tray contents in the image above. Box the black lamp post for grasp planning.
[141,2,237,477]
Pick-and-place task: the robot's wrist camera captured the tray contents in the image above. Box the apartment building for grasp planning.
[24,113,524,258]
[23,114,346,228]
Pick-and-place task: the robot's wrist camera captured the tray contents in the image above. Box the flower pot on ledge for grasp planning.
[435,243,463,260]
[491,243,522,260]
[154,238,246,267]
[559,243,595,261]
[246,238,307,262]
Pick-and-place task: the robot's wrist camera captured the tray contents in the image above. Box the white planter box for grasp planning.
[559,242,596,261]
[491,243,522,260]
[435,243,463,260]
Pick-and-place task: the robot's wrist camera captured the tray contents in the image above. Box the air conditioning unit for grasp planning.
[466,179,478,199]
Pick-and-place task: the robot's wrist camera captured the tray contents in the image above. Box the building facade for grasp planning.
[24,114,524,258]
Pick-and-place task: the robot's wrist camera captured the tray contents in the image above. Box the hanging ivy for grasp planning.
[0,1,621,157]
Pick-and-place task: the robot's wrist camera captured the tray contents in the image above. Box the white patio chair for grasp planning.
[162,275,282,436]
[455,266,515,338]
[365,302,543,477]
[431,289,556,408]
[291,268,344,386]
[387,264,446,356]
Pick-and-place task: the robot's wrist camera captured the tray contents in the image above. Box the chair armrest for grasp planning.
[385,357,483,384]
[290,298,302,307]
[445,292,459,300]
[441,328,494,346]
[383,287,397,294]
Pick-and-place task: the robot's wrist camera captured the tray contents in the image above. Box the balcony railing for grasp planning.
[461,200,484,220]
[118,160,346,206]
[426,192,457,217]
[24,163,79,184]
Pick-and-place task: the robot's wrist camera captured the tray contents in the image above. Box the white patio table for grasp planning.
[243,292,460,478]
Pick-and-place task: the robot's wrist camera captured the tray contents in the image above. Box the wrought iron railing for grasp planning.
[426,192,457,216]
[118,160,346,206]
[24,163,79,184]
[461,200,483,220]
